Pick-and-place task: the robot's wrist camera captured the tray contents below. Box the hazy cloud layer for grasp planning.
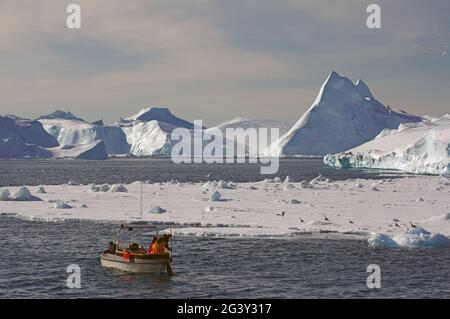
[0,0,449,125]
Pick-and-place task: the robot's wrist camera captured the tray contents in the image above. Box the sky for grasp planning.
[0,0,449,126]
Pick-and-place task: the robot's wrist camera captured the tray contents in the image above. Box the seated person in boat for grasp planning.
[163,234,172,252]
[103,241,116,254]
[148,237,158,254]
[154,237,169,254]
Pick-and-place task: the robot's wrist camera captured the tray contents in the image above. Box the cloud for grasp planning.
[0,0,448,124]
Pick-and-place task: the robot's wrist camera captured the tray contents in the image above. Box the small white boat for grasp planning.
[100,223,174,275]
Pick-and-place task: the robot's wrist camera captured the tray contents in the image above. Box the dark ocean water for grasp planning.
[2,158,439,299]
[1,216,450,299]
[0,158,400,187]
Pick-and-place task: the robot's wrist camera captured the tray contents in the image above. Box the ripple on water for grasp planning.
[2,216,450,298]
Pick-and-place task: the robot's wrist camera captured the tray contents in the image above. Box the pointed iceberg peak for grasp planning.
[128,107,173,122]
[38,110,83,121]
[122,107,198,130]
[327,70,345,81]
[322,71,358,90]
[311,71,357,106]
[355,79,373,98]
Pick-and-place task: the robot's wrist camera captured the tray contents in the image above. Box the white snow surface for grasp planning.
[324,115,450,175]
[1,176,449,241]
[263,71,421,156]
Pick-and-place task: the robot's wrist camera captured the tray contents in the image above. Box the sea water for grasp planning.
[1,216,450,298]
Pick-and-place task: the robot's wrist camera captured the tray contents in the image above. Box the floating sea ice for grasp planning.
[437,176,450,186]
[108,184,128,193]
[273,177,281,183]
[369,227,450,248]
[11,187,42,201]
[299,180,313,189]
[201,182,210,191]
[209,191,222,202]
[368,233,399,248]
[147,206,167,214]
[89,183,111,192]
[284,183,296,190]
[66,179,78,186]
[35,185,47,194]
[310,174,328,184]
[216,180,236,189]
[393,228,450,248]
[52,201,72,209]
[424,212,450,222]
[284,176,291,183]
[0,188,11,201]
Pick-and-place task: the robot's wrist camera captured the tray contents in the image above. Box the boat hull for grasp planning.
[100,253,169,274]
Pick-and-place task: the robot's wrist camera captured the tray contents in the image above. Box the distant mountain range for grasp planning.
[0,72,426,160]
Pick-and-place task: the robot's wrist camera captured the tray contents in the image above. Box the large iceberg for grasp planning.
[324,115,450,175]
[207,117,292,154]
[0,137,53,159]
[115,107,200,156]
[263,71,421,156]
[49,141,109,160]
[115,107,198,129]
[0,115,58,148]
[39,114,130,155]
[39,108,200,157]
[120,120,176,156]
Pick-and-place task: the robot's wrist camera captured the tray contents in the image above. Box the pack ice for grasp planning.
[324,115,450,175]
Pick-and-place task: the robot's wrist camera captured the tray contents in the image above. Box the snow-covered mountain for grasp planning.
[0,114,109,159]
[49,141,108,160]
[38,110,83,121]
[116,107,197,129]
[39,113,130,155]
[206,117,293,154]
[115,108,200,156]
[324,115,450,175]
[0,115,59,148]
[120,121,177,156]
[210,117,292,140]
[37,108,199,157]
[263,71,422,156]
[0,137,53,159]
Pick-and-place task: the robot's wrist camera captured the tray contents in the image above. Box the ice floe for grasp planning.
[368,227,450,248]
[147,206,167,214]
[1,176,449,239]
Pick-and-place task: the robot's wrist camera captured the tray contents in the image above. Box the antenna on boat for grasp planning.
[140,181,143,220]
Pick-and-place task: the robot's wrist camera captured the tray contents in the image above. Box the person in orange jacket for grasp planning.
[148,237,158,254]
